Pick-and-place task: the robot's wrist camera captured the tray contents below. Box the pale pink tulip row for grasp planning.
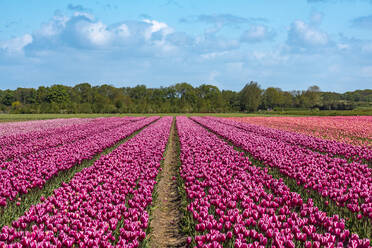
[0,117,145,163]
[191,117,372,220]
[177,117,370,248]
[211,117,371,163]
[0,117,172,247]
[228,116,372,148]
[0,118,90,138]
[0,117,158,206]
[0,118,91,149]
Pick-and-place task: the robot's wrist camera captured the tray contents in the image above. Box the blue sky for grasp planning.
[1,0,372,92]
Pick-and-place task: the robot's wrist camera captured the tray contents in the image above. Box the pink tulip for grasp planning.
[0,117,172,247]
[177,117,369,248]
[192,117,372,220]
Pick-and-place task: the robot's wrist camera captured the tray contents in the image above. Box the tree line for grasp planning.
[0,82,371,114]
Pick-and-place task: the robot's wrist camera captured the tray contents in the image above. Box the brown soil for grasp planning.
[148,120,186,248]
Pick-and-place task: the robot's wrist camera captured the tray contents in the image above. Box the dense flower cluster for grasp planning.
[228,116,372,148]
[0,118,89,138]
[177,117,370,248]
[0,117,172,247]
[0,117,157,206]
[214,117,371,163]
[191,117,372,220]
[0,118,90,150]
[0,117,145,163]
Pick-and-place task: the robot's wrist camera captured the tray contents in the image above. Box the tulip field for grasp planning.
[0,115,371,247]
[228,116,372,148]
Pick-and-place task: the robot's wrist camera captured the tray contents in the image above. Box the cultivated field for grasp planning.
[0,116,371,247]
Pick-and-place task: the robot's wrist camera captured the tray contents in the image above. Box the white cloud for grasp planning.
[240,25,275,43]
[143,19,173,40]
[287,20,329,49]
[1,34,33,54]
[79,21,112,46]
[200,51,228,60]
[15,12,180,54]
[1,10,371,92]
[39,15,68,37]
[337,43,349,50]
[73,12,94,21]
[116,24,131,38]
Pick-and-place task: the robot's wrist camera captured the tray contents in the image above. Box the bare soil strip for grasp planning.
[148,119,186,248]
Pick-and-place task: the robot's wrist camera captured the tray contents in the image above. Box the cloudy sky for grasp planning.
[1,0,372,92]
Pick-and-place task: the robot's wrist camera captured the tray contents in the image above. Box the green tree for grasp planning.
[262,87,283,109]
[15,88,36,104]
[222,90,240,112]
[239,82,263,112]
[196,84,223,112]
[1,90,16,106]
[73,83,93,104]
[174,83,197,112]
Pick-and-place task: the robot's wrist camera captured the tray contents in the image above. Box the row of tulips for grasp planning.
[0,118,92,148]
[0,116,172,247]
[0,118,89,138]
[0,117,145,163]
[214,117,371,163]
[0,116,159,207]
[228,116,372,148]
[177,117,370,248]
[191,117,372,221]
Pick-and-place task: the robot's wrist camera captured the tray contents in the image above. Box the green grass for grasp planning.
[0,113,269,122]
[2,109,371,123]
[258,108,372,116]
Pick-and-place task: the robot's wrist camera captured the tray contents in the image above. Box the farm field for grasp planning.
[0,116,371,247]
[2,109,372,123]
[228,116,372,148]
[0,114,265,123]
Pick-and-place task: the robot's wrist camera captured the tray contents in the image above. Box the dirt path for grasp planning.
[148,119,186,248]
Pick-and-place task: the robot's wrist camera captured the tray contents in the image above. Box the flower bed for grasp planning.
[0,117,157,206]
[177,117,370,247]
[0,117,172,247]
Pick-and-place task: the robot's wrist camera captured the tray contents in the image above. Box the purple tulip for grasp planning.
[0,117,172,247]
[177,117,370,247]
